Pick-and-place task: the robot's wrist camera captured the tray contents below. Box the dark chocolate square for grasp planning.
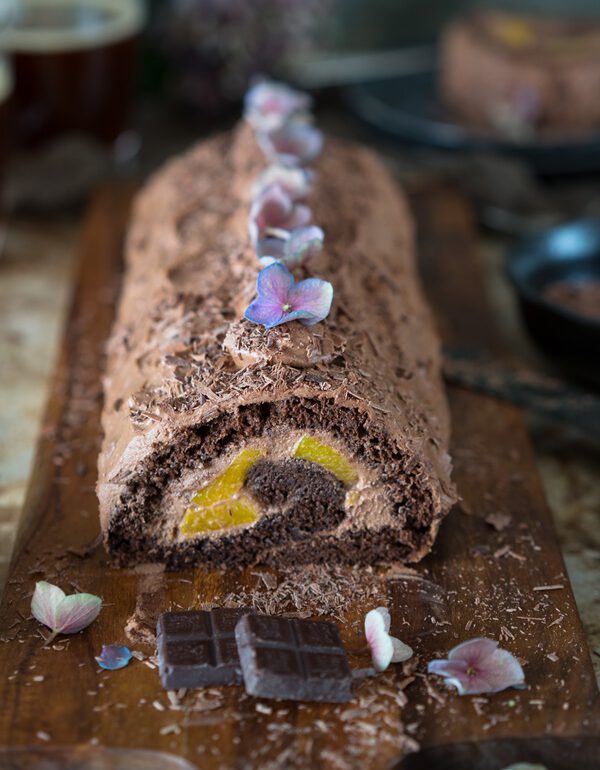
[165,639,214,667]
[235,614,352,702]
[157,610,211,640]
[303,651,349,679]
[156,607,254,690]
[215,637,239,667]
[295,619,343,650]
[211,607,251,635]
[255,646,302,676]
[249,615,296,645]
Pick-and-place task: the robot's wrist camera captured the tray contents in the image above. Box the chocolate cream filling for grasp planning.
[107,399,441,569]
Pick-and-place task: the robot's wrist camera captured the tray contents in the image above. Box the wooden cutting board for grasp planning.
[0,182,597,770]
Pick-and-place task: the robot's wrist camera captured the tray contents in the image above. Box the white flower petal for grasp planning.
[373,606,391,633]
[370,630,394,672]
[365,608,394,671]
[391,636,413,663]
[31,581,66,631]
[56,593,102,634]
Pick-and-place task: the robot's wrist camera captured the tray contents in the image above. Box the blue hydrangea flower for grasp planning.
[428,638,525,695]
[95,644,133,671]
[258,122,323,167]
[258,225,324,269]
[248,183,311,247]
[244,263,333,329]
[244,79,312,133]
[251,164,314,202]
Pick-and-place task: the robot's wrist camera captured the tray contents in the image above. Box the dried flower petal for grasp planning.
[365,607,413,672]
[95,644,133,670]
[258,122,323,167]
[428,637,525,695]
[248,183,311,247]
[31,581,101,644]
[244,262,333,329]
[259,225,324,269]
[252,165,314,202]
[500,764,548,770]
[245,79,312,133]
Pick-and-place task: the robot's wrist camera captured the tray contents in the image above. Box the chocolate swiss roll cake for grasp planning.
[441,12,600,139]
[98,87,456,569]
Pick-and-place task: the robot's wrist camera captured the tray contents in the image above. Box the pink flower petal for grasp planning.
[259,186,293,226]
[288,277,333,325]
[365,609,393,672]
[257,236,287,263]
[31,581,102,640]
[56,593,102,634]
[473,648,525,693]
[249,185,312,246]
[258,123,323,167]
[245,80,311,132]
[252,165,314,201]
[245,265,333,329]
[244,295,288,328]
[284,204,312,232]
[31,581,65,630]
[286,226,324,261]
[371,607,391,633]
[256,262,294,304]
[449,637,499,665]
[391,637,413,663]
[428,637,525,696]
[427,659,469,679]
[248,184,292,244]
[245,263,294,328]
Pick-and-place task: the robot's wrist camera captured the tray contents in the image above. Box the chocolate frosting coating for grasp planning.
[97,124,456,567]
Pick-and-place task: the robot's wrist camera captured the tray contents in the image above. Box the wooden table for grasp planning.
[0,181,598,769]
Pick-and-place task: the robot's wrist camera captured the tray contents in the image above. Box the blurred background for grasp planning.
[0,0,598,674]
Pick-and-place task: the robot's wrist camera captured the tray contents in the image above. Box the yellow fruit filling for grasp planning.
[180,449,263,537]
[494,18,533,49]
[292,436,358,486]
[180,438,360,538]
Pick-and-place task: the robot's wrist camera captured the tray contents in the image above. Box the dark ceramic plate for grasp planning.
[506,219,600,386]
[394,735,600,770]
[345,70,600,175]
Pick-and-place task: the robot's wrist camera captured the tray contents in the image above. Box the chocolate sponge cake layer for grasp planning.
[98,123,456,568]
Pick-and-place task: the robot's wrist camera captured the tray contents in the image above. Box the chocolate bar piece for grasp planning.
[235,614,352,702]
[156,608,254,689]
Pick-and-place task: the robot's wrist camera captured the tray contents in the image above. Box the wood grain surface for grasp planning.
[0,183,597,770]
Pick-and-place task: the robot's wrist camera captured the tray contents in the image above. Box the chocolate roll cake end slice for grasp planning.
[97,121,456,569]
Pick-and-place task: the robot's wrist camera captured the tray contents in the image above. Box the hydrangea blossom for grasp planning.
[95,644,133,671]
[365,607,413,672]
[244,262,332,329]
[251,164,314,202]
[245,79,312,132]
[248,183,311,246]
[258,225,324,269]
[428,637,525,695]
[258,122,323,167]
[31,581,102,645]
